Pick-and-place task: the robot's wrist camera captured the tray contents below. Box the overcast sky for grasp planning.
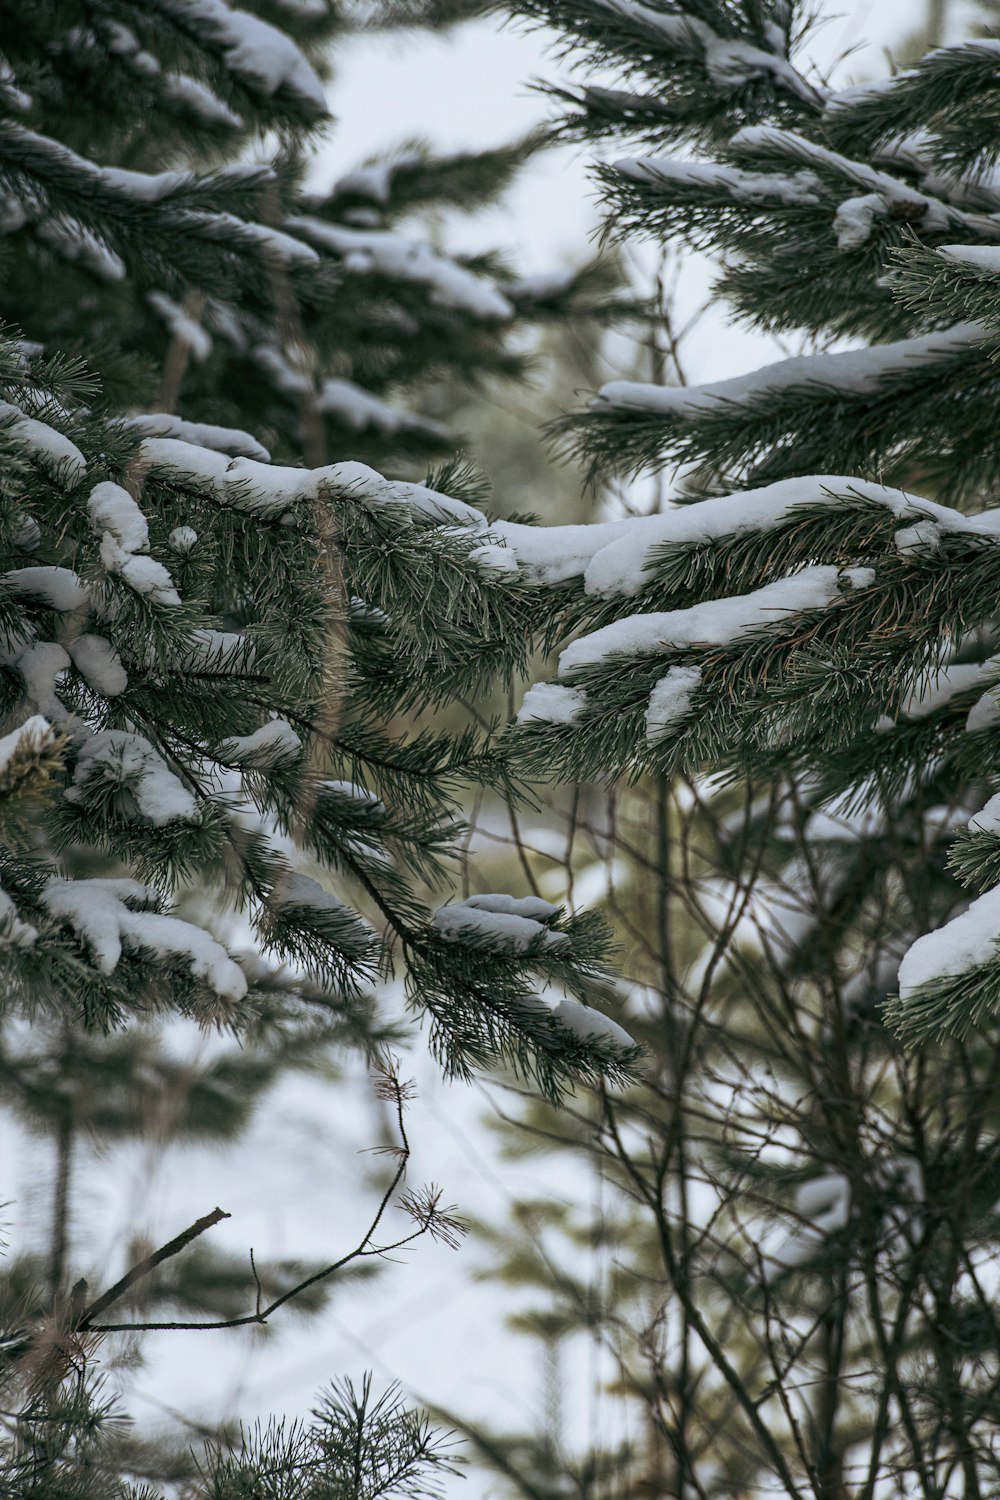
[314,0,982,270]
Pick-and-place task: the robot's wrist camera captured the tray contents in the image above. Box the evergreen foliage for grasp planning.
[0,0,642,1493]
[0,42,634,1046]
[399,0,1000,1494]
[21,0,1000,1487]
[4,1363,458,1500]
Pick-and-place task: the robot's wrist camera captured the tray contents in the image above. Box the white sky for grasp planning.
[6,3,991,1496]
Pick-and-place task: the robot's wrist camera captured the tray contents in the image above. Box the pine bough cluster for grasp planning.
[0,0,640,1494]
[0,0,640,1103]
[478,1,1000,1047]
[0,387,633,1085]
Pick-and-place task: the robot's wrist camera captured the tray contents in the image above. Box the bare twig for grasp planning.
[250,1247,263,1319]
[79,1062,435,1335]
[76,1207,231,1330]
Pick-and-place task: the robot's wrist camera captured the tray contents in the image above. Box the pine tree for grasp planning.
[400,0,1000,1494]
[0,0,617,469]
[0,0,630,1339]
[2,0,475,1366]
[0,2,644,1492]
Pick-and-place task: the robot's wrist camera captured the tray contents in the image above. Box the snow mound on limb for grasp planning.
[124,411,270,460]
[614,156,822,207]
[4,566,89,612]
[67,634,128,696]
[939,245,1000,274]
[645,666,702,742]
[491,475,983,600]
[0,400,86,485]
[462,893,560,921]
[160,0,327,114]
[285,216,513,320]
[730,126,954,238]
[42,876,247,1001]
[878,658,1000,730]
[433,895,568,955]
[87,480,181,605]
[270,872,375,949]
[147,291,212,361]
[595,324,987,418]
[586,0,818,105]
[968,792,1000,835]
[5,641,72,722]
[898,886,1000,998]
[552,997,636,1052]
[215,718,301,765]
[516,683,587,726]
[65,729,198,826]
[318,378,452,442]
[558,566,873,677]
[139,443,489,527]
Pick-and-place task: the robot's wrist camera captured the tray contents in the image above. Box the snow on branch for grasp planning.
[594,323,988,419]
[149,0,327,116]
[486,474,998,597]
[285,217,514,320]
[42,876,248,1001]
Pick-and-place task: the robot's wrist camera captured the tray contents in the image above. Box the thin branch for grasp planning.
[81,1068,422,1335]
[76,1207,231,1330]
[250,1247,263,1319]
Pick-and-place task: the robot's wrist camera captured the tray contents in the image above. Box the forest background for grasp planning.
[0,0,975,1494]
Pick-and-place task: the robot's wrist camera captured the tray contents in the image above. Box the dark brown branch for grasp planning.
[76,1207,231,1330]
[81,1064,420,1335]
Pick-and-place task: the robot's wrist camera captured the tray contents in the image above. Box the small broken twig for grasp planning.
[76,1207,231,1331]
[77,1058,446,1335]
